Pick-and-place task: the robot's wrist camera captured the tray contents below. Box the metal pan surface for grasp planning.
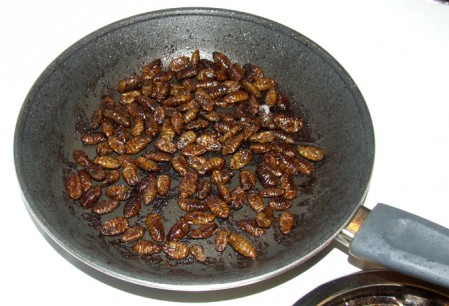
[14,8,374,290]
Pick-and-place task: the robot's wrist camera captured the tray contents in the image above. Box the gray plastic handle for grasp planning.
[349,203,449,288]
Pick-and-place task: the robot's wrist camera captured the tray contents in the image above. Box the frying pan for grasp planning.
[13,8,449,291]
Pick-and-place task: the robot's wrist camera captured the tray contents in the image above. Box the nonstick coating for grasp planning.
[14,8,374,290]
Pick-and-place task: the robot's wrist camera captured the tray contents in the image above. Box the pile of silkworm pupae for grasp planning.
[65,50,325,262]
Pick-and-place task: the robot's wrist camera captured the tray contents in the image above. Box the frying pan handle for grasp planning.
[348,203,449,288]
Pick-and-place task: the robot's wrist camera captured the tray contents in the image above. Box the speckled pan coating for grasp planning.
[14,8,374,290]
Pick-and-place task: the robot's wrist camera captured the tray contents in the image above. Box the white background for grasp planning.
[2,0,449,305]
